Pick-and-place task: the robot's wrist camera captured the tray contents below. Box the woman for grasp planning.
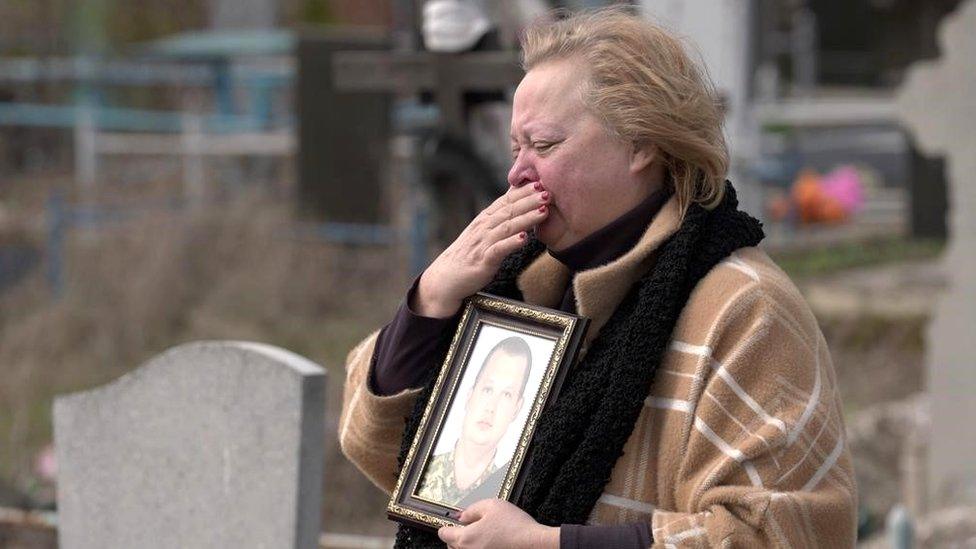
[339,8,857,548]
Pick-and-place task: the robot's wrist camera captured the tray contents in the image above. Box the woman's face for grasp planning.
[508,58,655,251]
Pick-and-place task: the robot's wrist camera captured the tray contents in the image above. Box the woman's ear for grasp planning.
[629,142,658,174]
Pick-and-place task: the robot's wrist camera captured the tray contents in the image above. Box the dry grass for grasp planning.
[823,314,927,414]
[0,189,405,535]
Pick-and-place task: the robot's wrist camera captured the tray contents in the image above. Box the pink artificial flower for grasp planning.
[34,443,57,483]
[821,166,865,215]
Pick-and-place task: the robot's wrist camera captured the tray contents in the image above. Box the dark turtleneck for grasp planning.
[368,186,669,549]
[549,187,668,314]
[550,187,668,273]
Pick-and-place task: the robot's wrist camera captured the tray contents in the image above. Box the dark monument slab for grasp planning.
[297,28,391,224]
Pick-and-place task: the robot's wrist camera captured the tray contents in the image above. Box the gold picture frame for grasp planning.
[387,292,589,532]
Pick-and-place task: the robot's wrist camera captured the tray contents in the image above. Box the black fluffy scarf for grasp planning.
[394,182,764,548]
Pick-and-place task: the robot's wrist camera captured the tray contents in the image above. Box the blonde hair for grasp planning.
[520,7,728,216]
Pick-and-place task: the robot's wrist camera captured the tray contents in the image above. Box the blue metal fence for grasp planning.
[0,103,283,133]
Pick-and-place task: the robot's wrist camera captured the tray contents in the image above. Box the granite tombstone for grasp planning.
[53,341,326,549]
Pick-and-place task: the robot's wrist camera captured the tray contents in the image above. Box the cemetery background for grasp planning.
[0,0,972,547]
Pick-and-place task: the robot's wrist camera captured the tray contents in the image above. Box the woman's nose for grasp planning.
[507,153,537,188]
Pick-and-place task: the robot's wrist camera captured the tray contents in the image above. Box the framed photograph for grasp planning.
[387,292,589,532]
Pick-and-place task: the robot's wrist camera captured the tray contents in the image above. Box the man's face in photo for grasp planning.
[461,349,529,448]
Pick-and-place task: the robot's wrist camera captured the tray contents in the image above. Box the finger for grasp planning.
[505,181,547,211]
[438,525,462,545]
[485,181,544,216]
[485,231,529,264]
[503,180,544,204]
[486,189,549,231]
[487,202,548,242]
[458,498,496,524]
[468,183,544,243]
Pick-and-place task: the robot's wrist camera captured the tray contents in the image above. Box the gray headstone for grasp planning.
[896,0,976,507]
[296,28,390,224]
[53,341,326,549]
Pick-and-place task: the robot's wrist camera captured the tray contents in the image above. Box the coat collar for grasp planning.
[516,193,684,346]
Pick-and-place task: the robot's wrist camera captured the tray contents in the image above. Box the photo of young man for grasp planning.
[416,335,533,508]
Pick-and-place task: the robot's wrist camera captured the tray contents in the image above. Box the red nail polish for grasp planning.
[519,231,526,239]
[533,182,543,191]
[541,191,550,200]
[538,205,547,213]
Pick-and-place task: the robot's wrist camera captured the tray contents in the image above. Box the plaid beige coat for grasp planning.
[339,193,858,547]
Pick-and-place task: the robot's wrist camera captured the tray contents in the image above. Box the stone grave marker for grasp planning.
[53,341,326,549]
[896,0,976,507]
[297,28,391,224]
